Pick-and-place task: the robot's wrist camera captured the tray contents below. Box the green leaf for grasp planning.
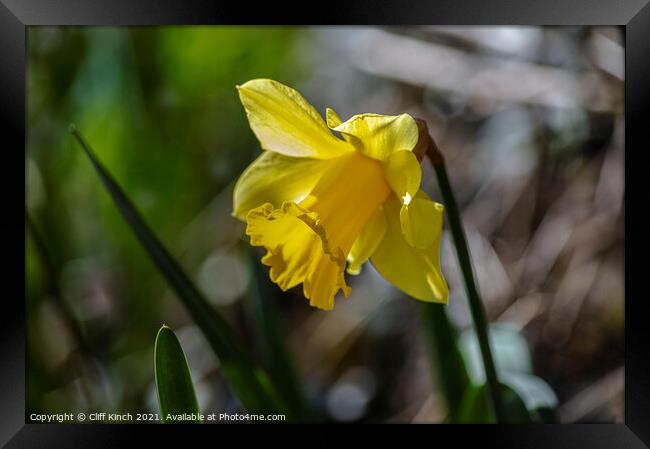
[420,303,471,422]
[500,372,558,422]
[458,323,533,381]
[457,382,533,424]
[71,127,286,415]
[154,325,201,423]
[458,323,558,422]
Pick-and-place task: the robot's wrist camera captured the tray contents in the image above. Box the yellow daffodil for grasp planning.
[232,79,448,310]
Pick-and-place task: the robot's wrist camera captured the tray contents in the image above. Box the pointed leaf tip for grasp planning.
[154,325,202,424]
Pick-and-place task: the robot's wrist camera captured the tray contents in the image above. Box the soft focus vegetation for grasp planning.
[27,26,623,423]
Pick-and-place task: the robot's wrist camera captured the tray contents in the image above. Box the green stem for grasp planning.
[421,124,506,423]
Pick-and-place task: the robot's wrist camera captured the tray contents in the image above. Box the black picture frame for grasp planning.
[2,1,649,446]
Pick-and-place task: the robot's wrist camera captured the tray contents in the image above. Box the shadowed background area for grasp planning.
[26,26,623,423]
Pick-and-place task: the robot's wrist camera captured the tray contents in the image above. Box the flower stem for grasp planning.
[417,120,506,423]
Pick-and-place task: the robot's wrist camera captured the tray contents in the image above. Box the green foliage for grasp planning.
[154,325,201,423]
[458,324,558,423]
[71,128,288,415]
[457,382,532,424]
[27,28,307,415]
[245,248,315,421]
[420,303,471,422]
[423,306,558,423]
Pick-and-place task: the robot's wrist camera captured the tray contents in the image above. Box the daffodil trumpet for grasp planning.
[233,79,448,311]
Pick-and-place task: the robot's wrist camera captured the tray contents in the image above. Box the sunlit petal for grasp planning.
[330,113,419,161]
[383,149,422,204]
[346,207,387,275]
[400,190,444,250]
[232,151,331,220]
[326,107,343,128]
[246,202,350,310]
[237,79,352,159]
[370,194,448,303]
[245,151,390,309]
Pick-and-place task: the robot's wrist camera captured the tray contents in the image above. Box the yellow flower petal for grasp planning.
[232,151,331,220]
[326,107,343,128]
[370,194,448,303]
[400,190,445,250]
[245,151,391,310]
[383,149,422,204]
[346,207,387,275]
[299,151,391,258]
[237,79,352,159]
[330,113,419,161]
[246,202,350,310]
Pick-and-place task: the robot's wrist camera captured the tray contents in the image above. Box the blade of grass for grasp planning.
[70,125,288,415]
[154,325,201,423]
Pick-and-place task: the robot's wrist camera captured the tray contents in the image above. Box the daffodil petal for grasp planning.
[237,79,351,159]
[346,207,387,275]
[330,113,419,161]
[370,194,448,303]
[384,149,421,204]
[326,107,343,128]
[232,151,331,220]
[400,190,445,250]
[246,201,350,311]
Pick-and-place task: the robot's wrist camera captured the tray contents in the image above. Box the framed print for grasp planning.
[2,0,650,446]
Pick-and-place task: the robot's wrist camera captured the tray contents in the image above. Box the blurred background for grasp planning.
[26,26,624,423]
